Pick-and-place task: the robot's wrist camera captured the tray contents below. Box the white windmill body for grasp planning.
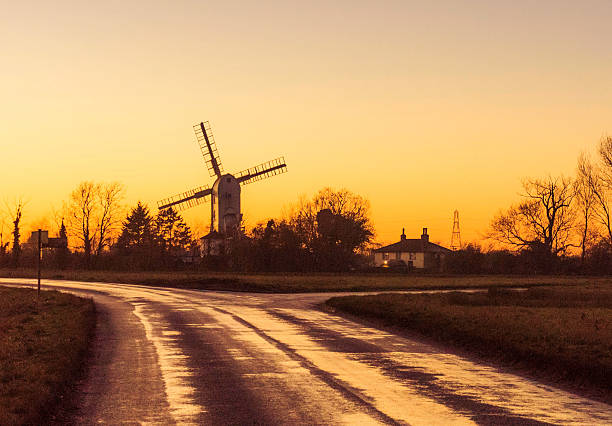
[158,121,287,256]
[212,174,242,234]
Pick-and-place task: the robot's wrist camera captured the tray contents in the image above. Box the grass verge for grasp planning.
[326,286,612,403]
[0,287,95,425]
[2,268,612,292]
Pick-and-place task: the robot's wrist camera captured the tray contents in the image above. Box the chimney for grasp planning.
[401,228,406,241]
[421,227,429,243]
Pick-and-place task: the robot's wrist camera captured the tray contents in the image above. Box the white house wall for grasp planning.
[404,252,425,269]
[374,252,425,269]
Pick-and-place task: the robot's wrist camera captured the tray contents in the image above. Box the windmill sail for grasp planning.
[194,121,223,177]
[236,157,287,185]
[158,185,212,211]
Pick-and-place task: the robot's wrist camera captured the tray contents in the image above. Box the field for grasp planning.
[326,286,612,402]
[3,268,612,292]
[0,287,95,425]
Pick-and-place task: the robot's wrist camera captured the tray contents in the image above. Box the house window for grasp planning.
[382,253,389,260]
[395,252,401,260]
[409,253,416,260]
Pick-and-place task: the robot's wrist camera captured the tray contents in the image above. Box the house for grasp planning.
[200,230,225,256]
[374,228,451,270]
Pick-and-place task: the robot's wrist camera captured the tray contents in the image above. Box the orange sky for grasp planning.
[1,1,611,246]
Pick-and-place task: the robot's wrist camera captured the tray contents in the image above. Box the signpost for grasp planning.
[29,230,65,300]
[30,230,48,299]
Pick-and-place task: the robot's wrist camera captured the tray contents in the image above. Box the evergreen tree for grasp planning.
[155,208,193,256]
[117,202,155,250]
[115,202,156,269]
[59,220,68,244]
[54,220,70,269]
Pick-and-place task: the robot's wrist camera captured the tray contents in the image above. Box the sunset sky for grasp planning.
[1,0,611,246]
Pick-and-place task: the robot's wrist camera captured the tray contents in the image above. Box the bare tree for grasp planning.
[287,194,319,249]
[66,182,97,266]
[94,182,124,256]
[598,135,612,175]
[287,187,375,254]
[591,136,612,246]
[575,153,597,261]
[5,199,26,267]
[65,181,124,267]
[489,176,575,256]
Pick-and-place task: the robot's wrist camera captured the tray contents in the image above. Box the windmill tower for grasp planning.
[450,210,461,251]
[158,121,287,243]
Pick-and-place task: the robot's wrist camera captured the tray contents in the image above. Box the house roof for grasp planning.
[375,239,451,253]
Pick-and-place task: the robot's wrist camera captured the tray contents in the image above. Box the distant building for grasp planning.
[374,228,451,270]
[200,230,225,256]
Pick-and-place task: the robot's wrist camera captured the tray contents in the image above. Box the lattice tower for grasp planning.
[450,210,461,251]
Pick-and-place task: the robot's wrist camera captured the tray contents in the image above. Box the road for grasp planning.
[1,278,611,425]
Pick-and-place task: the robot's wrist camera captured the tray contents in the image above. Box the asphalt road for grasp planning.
[1,278,611,425]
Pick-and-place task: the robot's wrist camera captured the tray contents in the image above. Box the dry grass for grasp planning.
[2,268,612,292]
[0,287,95,425]
[326,286,612,402]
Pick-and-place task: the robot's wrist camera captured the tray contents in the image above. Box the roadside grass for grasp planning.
[0,287,95,425]
[326,286,612,402]
[2,268,612,292]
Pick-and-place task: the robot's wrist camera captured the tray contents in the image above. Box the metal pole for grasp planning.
[37,229,41,299]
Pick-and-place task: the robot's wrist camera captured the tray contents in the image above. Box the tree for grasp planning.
[54,219,70,269]
[590,136,612,246]
[575,153,597,262]
[94,182,124,257]
[445,244,485,274]
[117,202,155,249]
[65,181,125,267]
[0,214,9,264]
[115,202,157,269]
[66,182,97,266]
[245,219,307,271]
[155,208,193,256]
[598,135,612,176]
[287,188,375,270]
[489,176,575,265]
[6,199,26,268]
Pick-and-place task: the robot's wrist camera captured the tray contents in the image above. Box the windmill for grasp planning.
[158,121,287,237]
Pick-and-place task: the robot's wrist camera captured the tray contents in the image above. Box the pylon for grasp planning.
[450,210,461,251]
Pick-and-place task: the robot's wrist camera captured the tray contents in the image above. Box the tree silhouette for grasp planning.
[65,182,97,267]
[155,208,193,257]
[94,182,124,257]
[65,181,124,267]
[287,188,374,271]
[117,202,155,250]
[115,202,157,269]
[489,176,575,270]
[575,153,597,263]
[245,219,306,271]
[54,220,70,269]
[7,199,25,268]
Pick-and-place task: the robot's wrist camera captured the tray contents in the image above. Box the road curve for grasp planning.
[1,278,611,425]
